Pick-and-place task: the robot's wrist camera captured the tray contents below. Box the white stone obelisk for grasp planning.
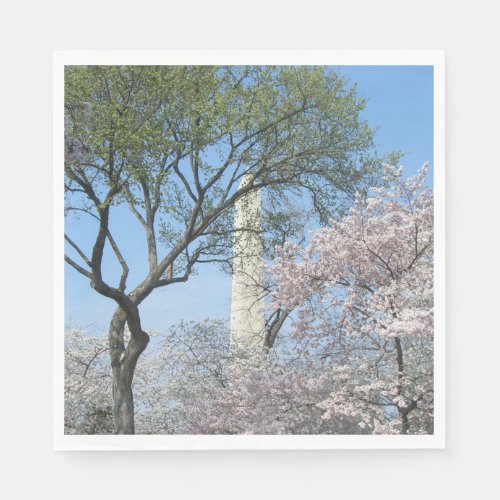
[230,174,265,352]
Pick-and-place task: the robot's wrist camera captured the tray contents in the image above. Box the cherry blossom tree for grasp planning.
[65,319,376,435]
[64,328,113,434]
[269,163,434,434]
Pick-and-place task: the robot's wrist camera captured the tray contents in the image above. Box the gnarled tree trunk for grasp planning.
[108,307,149,434]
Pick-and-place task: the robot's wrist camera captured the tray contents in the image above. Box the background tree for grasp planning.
[64,321,364,435]
[65,328,113,434]
[64,65,377,433]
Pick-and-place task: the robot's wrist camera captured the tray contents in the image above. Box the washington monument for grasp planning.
[230,175,265,351]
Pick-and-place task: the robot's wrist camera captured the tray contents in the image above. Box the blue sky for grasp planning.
[340,65,434,184]
[64,65,434,333]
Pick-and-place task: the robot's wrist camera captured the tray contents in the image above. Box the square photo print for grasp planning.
[54,51,445,449]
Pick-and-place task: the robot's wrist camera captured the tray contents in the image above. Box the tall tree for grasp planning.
[64,65,377,433]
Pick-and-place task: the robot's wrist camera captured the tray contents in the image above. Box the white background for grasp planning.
[1,0,499,498]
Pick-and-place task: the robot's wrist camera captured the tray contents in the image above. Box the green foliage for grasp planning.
[65,65,380,275]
